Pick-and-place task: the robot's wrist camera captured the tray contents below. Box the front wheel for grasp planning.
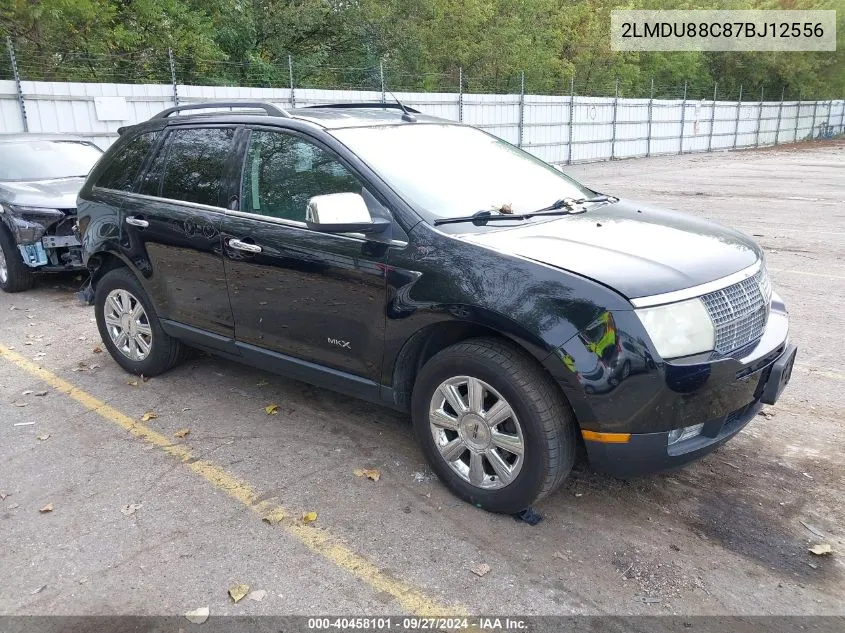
[0,226,35,293]
[411,338,577,514]
[94,267,185,376]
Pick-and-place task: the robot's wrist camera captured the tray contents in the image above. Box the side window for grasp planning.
[94,131,158,191]
[160,128,235,207]
[241,130,362,222]
[138,135,169,197]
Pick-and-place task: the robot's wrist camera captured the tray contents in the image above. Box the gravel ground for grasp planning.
[1,141,843,619]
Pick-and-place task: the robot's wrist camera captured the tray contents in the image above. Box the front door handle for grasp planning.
[125,216,149,228]
[229,238,262,253]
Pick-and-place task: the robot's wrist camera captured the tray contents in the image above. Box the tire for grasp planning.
[411,337,577,514]
[94,267,185,376]
[0,226,35,293]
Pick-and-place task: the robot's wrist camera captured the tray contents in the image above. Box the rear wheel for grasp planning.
[94,267,185,376]
[0,227,35,293]
[411,338,577,513]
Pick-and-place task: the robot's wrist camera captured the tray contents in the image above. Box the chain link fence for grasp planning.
[2,38,843,163]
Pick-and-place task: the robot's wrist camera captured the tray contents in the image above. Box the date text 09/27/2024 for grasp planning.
[307,617,527,630]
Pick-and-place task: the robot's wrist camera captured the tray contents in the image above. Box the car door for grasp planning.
[221,127,389,382]
[120,125,238,346]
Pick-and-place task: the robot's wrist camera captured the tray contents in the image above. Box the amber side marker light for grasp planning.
[581,430,631,443]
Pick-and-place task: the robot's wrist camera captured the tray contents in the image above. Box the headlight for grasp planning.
[635,298,714,359]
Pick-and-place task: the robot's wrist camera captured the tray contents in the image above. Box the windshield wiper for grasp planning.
[433,195,617,226]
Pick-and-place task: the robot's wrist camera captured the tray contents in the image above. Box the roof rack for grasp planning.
[304,103,421,114]
[152,102,290,119]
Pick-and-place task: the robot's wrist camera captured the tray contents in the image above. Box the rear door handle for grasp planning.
[125,216,149,228]
[229,238,262,253]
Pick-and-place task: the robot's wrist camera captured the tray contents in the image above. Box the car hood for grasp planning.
[459,199,762,300]
[0,177,86,209]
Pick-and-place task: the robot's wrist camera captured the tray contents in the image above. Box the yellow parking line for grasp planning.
[795,363,845,382]
[0,343,462,617]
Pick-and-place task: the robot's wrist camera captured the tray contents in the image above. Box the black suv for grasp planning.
[77,102,796,513]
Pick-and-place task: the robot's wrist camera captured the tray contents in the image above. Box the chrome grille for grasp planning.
[700,265,772,354]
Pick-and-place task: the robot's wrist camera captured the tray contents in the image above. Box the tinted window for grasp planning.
[241,130,361,222]
[161,128,235,207]
[95,133,155,191]
[138,136,168,197]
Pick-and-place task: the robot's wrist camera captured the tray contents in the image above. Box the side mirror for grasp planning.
[305,192,390,234]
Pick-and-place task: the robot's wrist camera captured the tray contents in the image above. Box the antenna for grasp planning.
[383,86,416,122]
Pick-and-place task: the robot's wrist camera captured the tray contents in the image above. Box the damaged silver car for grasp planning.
[0,134,103,292]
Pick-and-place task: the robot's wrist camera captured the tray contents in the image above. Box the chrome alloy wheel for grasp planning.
[103,289,152,361]
[0,244,8,284]
[429,376,525,490]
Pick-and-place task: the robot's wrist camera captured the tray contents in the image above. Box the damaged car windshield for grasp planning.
[0,140,103,181]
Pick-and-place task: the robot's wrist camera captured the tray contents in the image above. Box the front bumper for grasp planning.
[584,341,796,478]
[546,293,796,478]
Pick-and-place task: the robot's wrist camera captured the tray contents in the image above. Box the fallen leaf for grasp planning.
[22,390,33,396]
[262,508,286,525]
[141,411,158,422]
[0,492,7,500]
[184,606,210,624]
[121,503,142,516]
[469,562,490,577]
[36,434,50,441]
[30,585,46,595]
[264,404,279,415]
[353,468,381,482]
[301,511,318,524]
[246,589,267,602]
[14,402,27,407]
[126,380,139,387]
[40,503,53,513]
[808,543,833,556]
[8,503,19,509]
[92,346,103,354]
[174,428,190,438]
[34,391,48,397]
[228,583,250,603]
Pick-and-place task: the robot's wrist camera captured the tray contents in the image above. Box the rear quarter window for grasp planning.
[94,131,158,191]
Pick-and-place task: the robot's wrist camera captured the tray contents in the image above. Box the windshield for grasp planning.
[332,124,592,222]
[0,140,103,181]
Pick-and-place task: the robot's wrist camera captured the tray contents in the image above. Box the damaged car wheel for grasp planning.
[0,226,35,293]
[94,268,185,376]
